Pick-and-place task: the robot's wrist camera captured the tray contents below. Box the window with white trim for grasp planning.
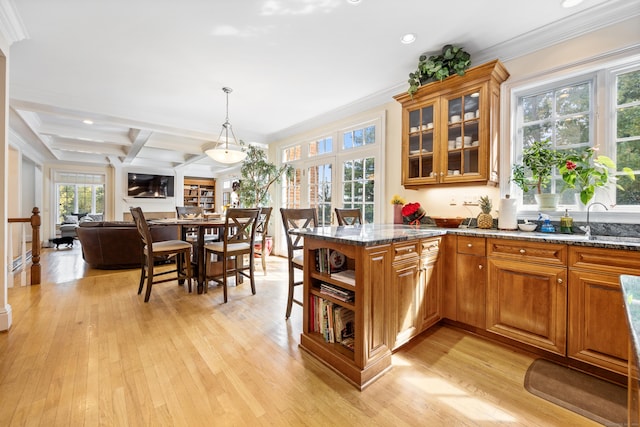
[55,172,105,223]
[280,114,384,224]
[512,62,640,211]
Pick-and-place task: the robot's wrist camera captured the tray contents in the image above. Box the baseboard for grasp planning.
[0,304,13,331]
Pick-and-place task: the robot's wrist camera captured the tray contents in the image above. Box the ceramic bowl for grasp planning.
[518,223,537,232]
[433,217,465,228]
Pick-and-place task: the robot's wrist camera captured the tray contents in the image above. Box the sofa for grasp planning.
[76,221,180,269]
[60,213,104,238]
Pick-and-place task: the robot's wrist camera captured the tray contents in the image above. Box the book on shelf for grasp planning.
[330,269,355,286]
[315,248,347,274]
[309,295,354,349]
[319,282,354,302]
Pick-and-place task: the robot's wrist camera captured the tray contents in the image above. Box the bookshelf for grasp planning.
[300,237,392,390]
[183,177,216,213]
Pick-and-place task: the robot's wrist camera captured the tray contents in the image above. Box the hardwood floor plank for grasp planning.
[0,245,604,426]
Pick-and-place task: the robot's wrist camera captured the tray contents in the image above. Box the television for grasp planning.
[127,173,175,198]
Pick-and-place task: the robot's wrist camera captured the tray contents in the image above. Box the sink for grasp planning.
[589,235,640,244]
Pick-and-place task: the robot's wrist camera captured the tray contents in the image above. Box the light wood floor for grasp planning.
[1,244,600,426]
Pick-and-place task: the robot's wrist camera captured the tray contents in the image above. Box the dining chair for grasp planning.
[335,208,362,226]
[203,208,260,303]
[130,207,193,302]
[280,208,318,319]
[254,207,273,275]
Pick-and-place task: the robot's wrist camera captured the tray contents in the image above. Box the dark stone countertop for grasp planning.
[620,275,640,364]
[291,224,640,251]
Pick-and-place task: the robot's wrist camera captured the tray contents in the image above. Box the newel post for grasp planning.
[30,207,41,285]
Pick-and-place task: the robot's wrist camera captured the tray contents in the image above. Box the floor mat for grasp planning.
[524,358,627,426]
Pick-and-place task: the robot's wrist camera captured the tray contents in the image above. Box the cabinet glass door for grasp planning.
[407,103,436,181]
[444,89,482,181]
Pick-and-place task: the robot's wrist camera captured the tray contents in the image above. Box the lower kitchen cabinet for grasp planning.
[420,238,442,330]
[391,241,421,349]
[456,236,486,328]
[390,238,442,350]
[568,246,640,375]
[486,239,567,355]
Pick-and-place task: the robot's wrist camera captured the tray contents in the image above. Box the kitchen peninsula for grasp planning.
[292,224,640,390]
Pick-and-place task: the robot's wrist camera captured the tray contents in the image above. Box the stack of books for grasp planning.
[309,295,355,350]
[320,282,354,302]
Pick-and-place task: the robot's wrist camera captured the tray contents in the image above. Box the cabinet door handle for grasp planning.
[467,243,473,248]
[557,278,563,284]
[519,249,526,254]
[478,264,483,270]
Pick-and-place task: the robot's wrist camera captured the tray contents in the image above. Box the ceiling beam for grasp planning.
[123,128,152,165]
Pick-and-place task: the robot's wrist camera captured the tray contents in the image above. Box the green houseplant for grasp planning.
[559,146,635,205]
[511,139,564,209]
[238,145,293,207]
[408,44,471,96]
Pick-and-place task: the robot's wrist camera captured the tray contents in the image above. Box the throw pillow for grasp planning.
[63,215,79,224]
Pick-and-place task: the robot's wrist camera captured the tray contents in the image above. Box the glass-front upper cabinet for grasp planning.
[443,87,482,182]
[406,100,439,182]
[395,60,509,189]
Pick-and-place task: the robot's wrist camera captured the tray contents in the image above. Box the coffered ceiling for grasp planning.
[4,0,637,176]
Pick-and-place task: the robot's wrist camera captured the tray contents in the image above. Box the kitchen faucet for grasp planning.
[580,202,608,239]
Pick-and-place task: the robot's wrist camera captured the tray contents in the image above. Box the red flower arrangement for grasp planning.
[401,202,428,225]
[565,160,577,171]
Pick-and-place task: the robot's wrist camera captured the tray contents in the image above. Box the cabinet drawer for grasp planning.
[569,246,640,275]
[421,238,441,259]
[487,238,566,266]
[457,236,485,256]
[393,241,420,262]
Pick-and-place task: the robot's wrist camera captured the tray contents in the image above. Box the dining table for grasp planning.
[150,217,228,293]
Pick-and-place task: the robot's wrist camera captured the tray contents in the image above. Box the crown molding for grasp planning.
[268,0,639,144]
[0,0,28,45]
[473,0,640,64]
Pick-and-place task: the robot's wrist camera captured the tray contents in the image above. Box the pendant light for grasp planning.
[204,87,247,164]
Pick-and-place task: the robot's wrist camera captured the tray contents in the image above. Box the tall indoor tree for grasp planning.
[239,145,293,207]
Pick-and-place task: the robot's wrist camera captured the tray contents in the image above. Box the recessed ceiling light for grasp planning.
[346,0,361,5]
[561,0,583,8]
[401,33,416,44]
[83,119,93,125]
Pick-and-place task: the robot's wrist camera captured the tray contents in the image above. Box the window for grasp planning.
[342,157,375,223]
[282,167,302,209]
[516,78,593,206]
[308,162,332,226]
[614,69,640,205]
[309,137,332,157]
[55,172,105,223]
[512,61,640,211]
[343,125,375,149]
[279,114,384,226]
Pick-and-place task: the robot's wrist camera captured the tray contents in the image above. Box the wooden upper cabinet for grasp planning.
[394,60,509,189]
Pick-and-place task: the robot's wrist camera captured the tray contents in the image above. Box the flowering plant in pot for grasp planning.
[559,146,634,205]
[401,202,429,225]
[390,195,406,224]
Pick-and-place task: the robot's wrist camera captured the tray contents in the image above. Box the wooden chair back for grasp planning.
[130,207,153,248]
[280,208,318,258]
[176,206,204,219]
[256,207,273,237]
[335,208,362,226]
[222,208,260,250]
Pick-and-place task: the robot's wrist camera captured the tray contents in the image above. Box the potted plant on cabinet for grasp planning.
[407,44,471,96]
[511,139,564,209]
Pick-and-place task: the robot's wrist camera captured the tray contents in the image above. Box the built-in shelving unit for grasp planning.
[183,177,215,213]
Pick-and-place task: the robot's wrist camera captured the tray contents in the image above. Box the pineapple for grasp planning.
[477,196,493,229]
